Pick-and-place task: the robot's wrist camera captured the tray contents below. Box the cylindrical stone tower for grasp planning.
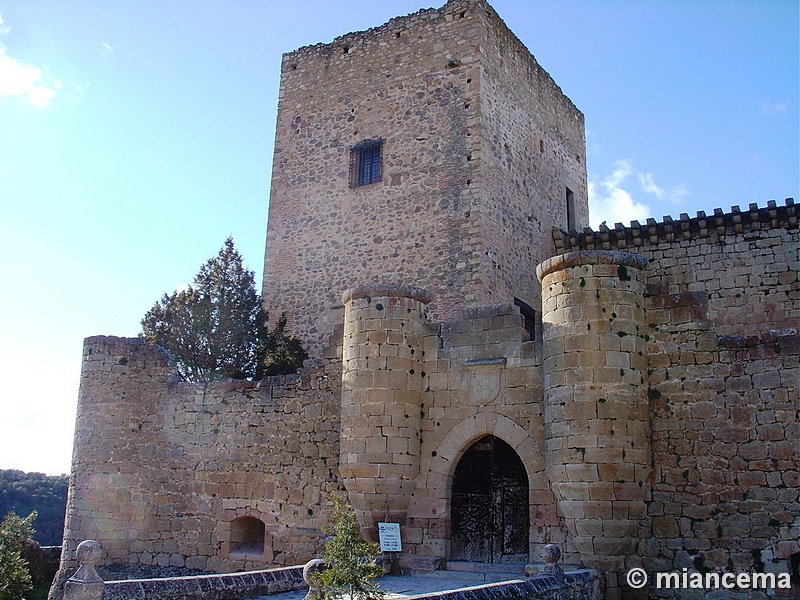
[339,285,431,539]
[537,250,650,596]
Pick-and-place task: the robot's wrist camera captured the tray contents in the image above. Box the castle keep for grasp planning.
[262,0,587,360]
[58,1,798,598]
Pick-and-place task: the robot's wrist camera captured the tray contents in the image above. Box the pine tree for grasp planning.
[310,495,385,600]
[142,237,307,381]
[142,237,265,381]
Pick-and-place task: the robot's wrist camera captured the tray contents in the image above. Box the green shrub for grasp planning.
[0,511,36,600]
[311,495,384,600]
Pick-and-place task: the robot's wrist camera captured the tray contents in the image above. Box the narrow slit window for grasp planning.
[565,187,576,231]
[350,139,383,187]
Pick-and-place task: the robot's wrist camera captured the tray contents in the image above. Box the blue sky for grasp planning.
[1,1,797,475]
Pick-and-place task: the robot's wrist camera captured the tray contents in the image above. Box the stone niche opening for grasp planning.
[229,516,266,559]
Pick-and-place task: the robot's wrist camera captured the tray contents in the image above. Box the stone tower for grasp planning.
[538,250,651,589]
[262,0,588,359]
[339,285,432,535]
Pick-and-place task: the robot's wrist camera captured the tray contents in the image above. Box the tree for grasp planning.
[0,470,68,546]
[258,313,308,378]
[0,511,36,600]
[141,238,306,381]
[310,494,384,600]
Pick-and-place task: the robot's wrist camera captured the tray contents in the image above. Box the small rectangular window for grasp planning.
[350,139,383,187]
[565,187,576,231]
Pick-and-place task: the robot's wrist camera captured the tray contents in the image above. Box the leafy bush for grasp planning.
[0,511,36,600]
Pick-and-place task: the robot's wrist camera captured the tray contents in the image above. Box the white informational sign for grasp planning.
[377,522,402,552]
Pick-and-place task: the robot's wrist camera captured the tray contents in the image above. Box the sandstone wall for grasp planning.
[639,212,799,587]
[263,0,483,359]
[554,199,799,594]
[538,250,651,599]
[64,178,796,599]
[408,301,568,564]
[339,286,430,532]
[61,336,343,578]
[62,308,563,580]
[477,3,587,312]
[262,0,587,360]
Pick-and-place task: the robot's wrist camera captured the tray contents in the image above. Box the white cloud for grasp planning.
[588,159,689,229]
[762,101,789,115]
[0,44,59,108]
[100,41,114,55]
[0,14,59,108]
[637,171,689,204]
[0,13,11,35]
[588,179,651,230]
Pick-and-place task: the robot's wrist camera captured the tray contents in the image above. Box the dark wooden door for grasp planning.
[451,436,529,563]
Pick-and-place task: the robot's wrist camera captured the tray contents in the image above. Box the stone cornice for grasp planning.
[342,284,433,305]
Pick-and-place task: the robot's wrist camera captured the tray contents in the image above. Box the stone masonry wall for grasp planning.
[538,251,651,600]
[477,3,587,312]
[60,336,343,583]
[60,205,797,599]
[554,200,799,596]
[407,301,570,564]
[339,286,431,534]
[262,0,484,360]
[61,305,566,583]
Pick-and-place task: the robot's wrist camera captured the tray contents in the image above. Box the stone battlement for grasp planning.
[553,197,797,252]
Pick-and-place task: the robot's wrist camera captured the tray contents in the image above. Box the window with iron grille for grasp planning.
[349,139,383,187]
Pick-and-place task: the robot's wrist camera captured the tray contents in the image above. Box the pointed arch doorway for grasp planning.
[451,435,529,563]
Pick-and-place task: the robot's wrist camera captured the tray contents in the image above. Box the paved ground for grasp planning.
[251,573,524,600]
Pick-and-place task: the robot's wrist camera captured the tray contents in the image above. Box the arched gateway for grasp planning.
[451,435,529,563]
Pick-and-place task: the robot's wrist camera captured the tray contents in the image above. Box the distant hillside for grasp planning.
[0,469,68,546]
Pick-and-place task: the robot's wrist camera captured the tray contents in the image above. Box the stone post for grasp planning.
[537,250,650,599]
[63,540,104,600]
[339,285,431,539]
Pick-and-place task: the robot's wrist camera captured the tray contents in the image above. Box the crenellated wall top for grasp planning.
[552,198,797,253]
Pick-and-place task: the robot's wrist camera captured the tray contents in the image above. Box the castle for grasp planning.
[57,1,798,598]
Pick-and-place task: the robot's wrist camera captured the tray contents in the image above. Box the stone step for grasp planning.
[413,570,522,584]
[445,561,527,575]
[403,562,527,583]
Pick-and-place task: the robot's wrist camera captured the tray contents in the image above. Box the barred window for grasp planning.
[349,139,383,187]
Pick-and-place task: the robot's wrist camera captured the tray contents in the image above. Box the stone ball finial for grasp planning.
[64,540,104,600]
[303,558,326,585]
[542,543,561,565]
[303,558,327,600]
[75,540,103,567]
[539,544,564,583]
